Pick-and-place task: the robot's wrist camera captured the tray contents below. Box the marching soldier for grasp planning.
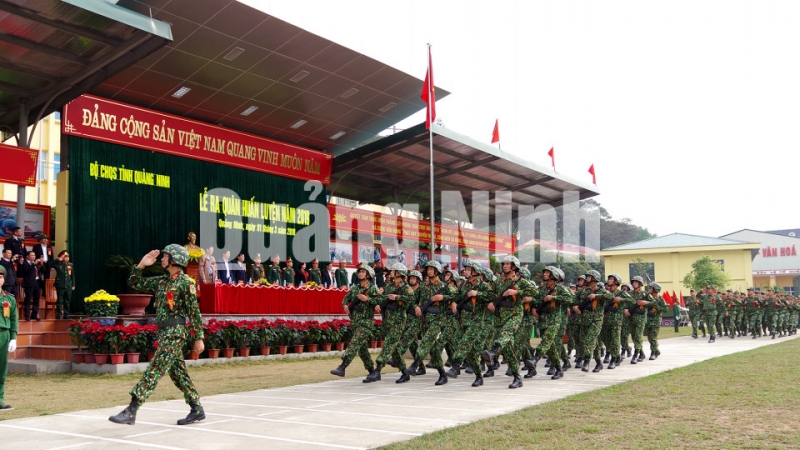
[330,265,381,377]
[643,282,667,359]
[366,263,414,382]
[699,286,720,343]
[574,270,608,373]
[535,266,572,380]
[687,289,703,338]
[0,266,18,411]
[109,245,206,425]
[514,267,539,379]
[48,251,75,319]
[601,274,627,369]
[568,275,586,361]
[625,276,648,362]
[395,269,423,381]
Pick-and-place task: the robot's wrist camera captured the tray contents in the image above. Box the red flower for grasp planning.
[2,301,8,308]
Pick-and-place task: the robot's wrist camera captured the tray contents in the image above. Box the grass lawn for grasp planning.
[380,337,800,450]
[0,326,723,424]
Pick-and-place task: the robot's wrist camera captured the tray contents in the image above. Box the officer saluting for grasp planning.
[109,244,205,426]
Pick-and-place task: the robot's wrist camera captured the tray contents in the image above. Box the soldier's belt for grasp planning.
[157,317,187,330]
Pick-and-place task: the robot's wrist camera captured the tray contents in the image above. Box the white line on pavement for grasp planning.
[125,429,174,438]
[221,393,505,412]
[44,443,92,450]
[0,423,187,450]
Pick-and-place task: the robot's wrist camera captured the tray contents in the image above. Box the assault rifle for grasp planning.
[347,285,371,318]
[419,283,450,315]
[492,276,521,317]
[379,282,407,316]
[536,284,558,316]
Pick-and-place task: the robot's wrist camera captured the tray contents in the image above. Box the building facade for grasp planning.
[721,229,800,294]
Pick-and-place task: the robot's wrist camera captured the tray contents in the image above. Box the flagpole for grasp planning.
[427,44,436,261]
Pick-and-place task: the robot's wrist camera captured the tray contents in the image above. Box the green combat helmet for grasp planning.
[482,267,496,283]
[163,244,190,267]
[502,254,520,270]
[389,263,408,277]
[586,270,602,282]
[448,269,460,282]
[408,270,423,282]
[465,260,483,275]
[359,265,375,279]
[631,276,644,285]
[544,266,563,281]
[649,282,662,293]
[622,283,633,291]
[424,260,443,274]
[607,273,623,285]
[519,267,531,280]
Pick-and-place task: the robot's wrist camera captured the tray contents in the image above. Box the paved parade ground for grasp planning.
[0,334,795,450]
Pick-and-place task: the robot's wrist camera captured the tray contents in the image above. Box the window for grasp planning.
[53,154,60,179]
[54,111,61,121]
[39,159,47,180]
[783,287,794,295]
[629,262,655,283]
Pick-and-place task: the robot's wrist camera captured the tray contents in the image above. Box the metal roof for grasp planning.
[93,0,449,155]
[330,122,600,224]
[602,233,752,251]
[0,0,172,136]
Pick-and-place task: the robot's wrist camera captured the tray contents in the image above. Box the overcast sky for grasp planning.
[245,0,800,238]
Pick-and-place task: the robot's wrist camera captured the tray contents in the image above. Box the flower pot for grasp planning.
[206,349,220,359]
[126,353,140,364]
[277,345,288,355]
[147,351,155,361]
[306,344,318,353]
[73,353,87,364]
[293,345,304,354]
[378,340,384,348]
[238,347,251,357]
[334,342,345,351]
[259,346,271,356]
[221,348,235,358]
[94,353,109,365]
[186,350,199,360]
[91,317,116,327]
[369,340,378,349]
[84,353,96,364]
[109,354,125,365]
[117,294,152,315]
[320,343,332,352]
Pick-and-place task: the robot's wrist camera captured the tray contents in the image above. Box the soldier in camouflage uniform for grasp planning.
[740,291,750,337]
[763,288,779,339]
[535,266,573,380]
[574,270,608,373]
[48,250,75,319]
[748,289,764,338]
[515,267,539,379]
[643,282,667,359]
[479,267,501,377]
[0,266,18,411]
[405,261,456,386]
[687,289,703,338]
[367,263,415,383]
[446,261,493,386]
[330,266,381,377]
[699,286,720,343]
[441,269,462,369]
[481,255,535,388]
[109,245,206,426]
[394,270,423,380]
[600,274,627,369]
[625,276,648,363]
[568,275,586,360]
[714,287,726,337]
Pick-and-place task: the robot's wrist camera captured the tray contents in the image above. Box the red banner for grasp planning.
[328,204,514,253]
[62,95,333,185]
[0,143,39,187]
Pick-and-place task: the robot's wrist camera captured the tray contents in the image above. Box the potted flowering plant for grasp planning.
[83,290,120,321]
[203,320,222,358]
[68,319,90,363]
[256,319,273,355]
[273,320,294,354]
[235,320,256,357]
[124,324,146,363]
[220,321,239,358]
[304,320,321,352]
[318,322,335,352]
[104,325,128,364]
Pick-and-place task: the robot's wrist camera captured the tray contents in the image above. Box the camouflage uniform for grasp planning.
[375,277,414,373]
[577,278,608,366]
[687,293,703,337]
[764,292,778,337]
[515,279,539,365]
[339,280,380,370]
[0,275,18,409]
[485,272,533,377]
[127,267,204,406]
[569,280,586,356]
[741,293,751,336]
[281,265,296,286]
[450,271,493,381]
[627,285,648,358]
[715,293,725,336]
[601,285,628,362]
[536,269,573,378]
[699,290,720,341]
[49,254,75,319]
[748,294,764,337]
[644,284,668,356]
[412,276,455,372]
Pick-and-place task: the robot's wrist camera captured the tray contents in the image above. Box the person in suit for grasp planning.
[232,253,247,284]
[197,246,215,284]
[2,227,25,260]
[19,251,43,320]
[216,250,234,284]
[32,234,53,301]
[322,262,334,288]
[0,249,18,295]
[248,254,265,283]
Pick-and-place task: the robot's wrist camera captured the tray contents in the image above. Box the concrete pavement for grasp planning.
[0,333,795,449]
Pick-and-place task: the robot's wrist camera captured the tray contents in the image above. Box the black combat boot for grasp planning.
[481,346,498,365]
[709,334,715,343]
[654,351,660,359]
[592,359,603,373]
[607,356,617,370]
[649,351,656,360]
[109,396,139,425]
[435,368,448,386]
[523,358,537,372]
[630,350,638,364]
[637,351,645,362]
[701,325,706,337]
[505,367,512,377]
[509,374,523,389]
[387,358,396,368]
[177,403,206,425]
[771,332,776,340]
[483,366,495,378]
[551,366,563,380]
[723,331,728,336]
[445,358,452,368]
[546,365,556,376]
[600,347,605,357]
[492,357,501,371]
[544,358,552,368]
[464,366,474,374]
[562,358,572,370]
[461,361,469,369]
[364,364,383,383]
[751,333,757,339]
[730,331,735,339]
[471,373,484,387]
[581,357,590,372]
[603,354,610,364]
[425,361,434,368]
[330,359,350,377]
[445,361,461,378]
[524,367,537,378]
[406,358,423,376]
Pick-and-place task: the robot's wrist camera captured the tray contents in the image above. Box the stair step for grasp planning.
[16,331,72,346]
[8,359,72,374]
[27,344,78,362]
[16,319,72,334]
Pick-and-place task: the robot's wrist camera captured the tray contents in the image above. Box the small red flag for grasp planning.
[588,164,596,185]
[662,291,673,308]
[491,119,500,144]
[547,147,555,168]
[678,291,685,308]
[421,46,436,129]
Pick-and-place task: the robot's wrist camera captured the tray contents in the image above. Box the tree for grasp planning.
[682,256,731,291]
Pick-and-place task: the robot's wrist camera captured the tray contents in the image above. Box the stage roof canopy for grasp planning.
[91,0,448,155]
[330,123,600,224]
[0,0,172,136]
